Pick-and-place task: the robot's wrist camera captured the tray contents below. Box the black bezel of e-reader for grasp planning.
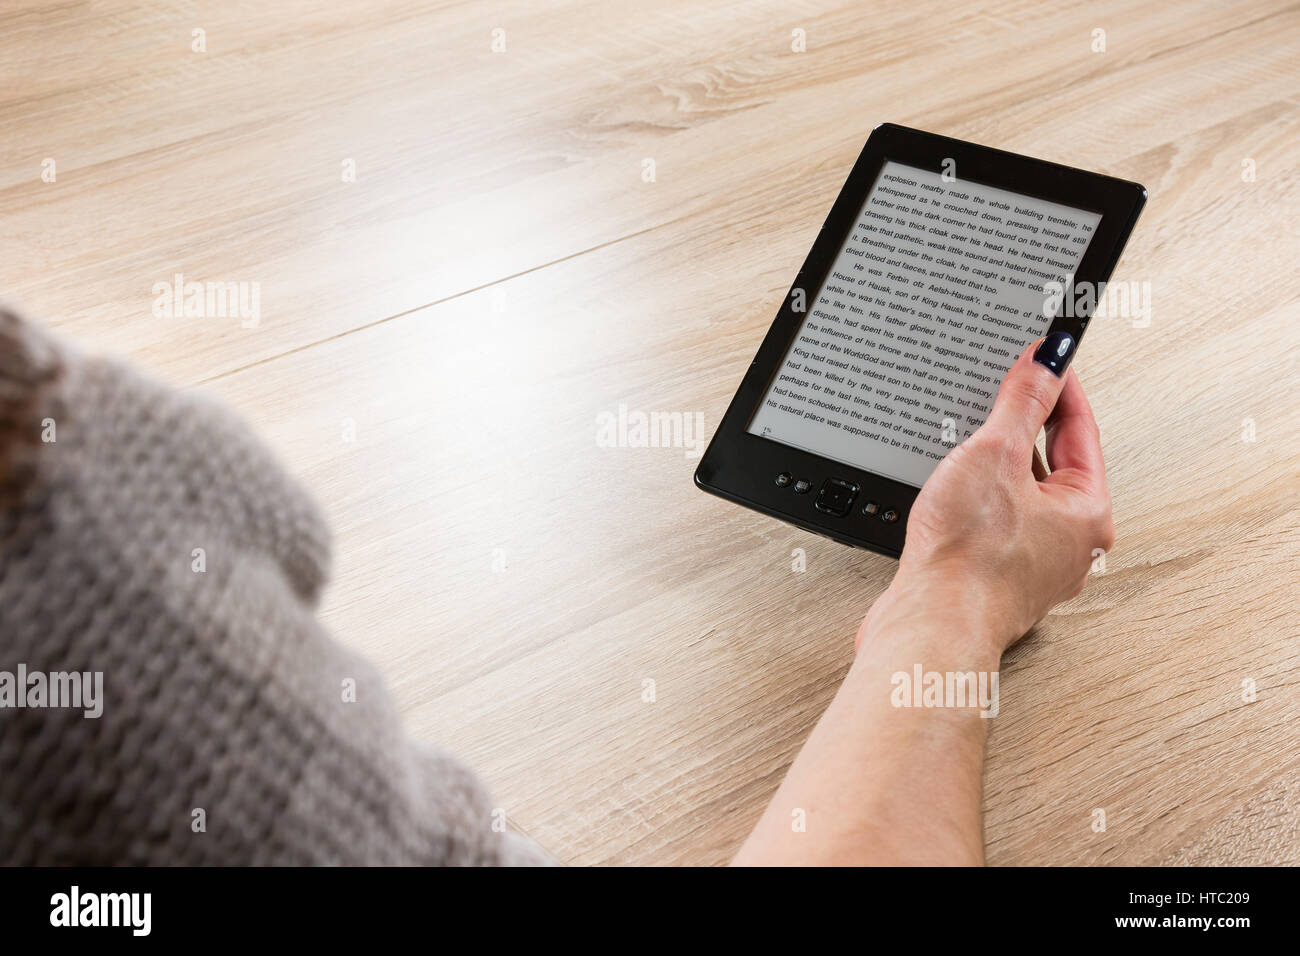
[694,123,1147,559]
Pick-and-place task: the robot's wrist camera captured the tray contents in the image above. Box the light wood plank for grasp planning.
[3,0,1297,864]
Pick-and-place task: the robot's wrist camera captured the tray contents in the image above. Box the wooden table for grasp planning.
[4,0,1297,865]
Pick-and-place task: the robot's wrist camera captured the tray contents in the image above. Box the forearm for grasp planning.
[734,585,1005,866]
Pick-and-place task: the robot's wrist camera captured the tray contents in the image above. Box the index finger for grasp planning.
[1043,368,1106,494]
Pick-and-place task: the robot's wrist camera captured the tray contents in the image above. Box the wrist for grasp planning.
[849,577,1005,731]
[858,569,1012,666]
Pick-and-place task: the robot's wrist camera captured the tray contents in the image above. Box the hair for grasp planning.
[0,305,65,515]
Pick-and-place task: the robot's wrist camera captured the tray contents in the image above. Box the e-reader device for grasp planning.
[694,123,1146,558]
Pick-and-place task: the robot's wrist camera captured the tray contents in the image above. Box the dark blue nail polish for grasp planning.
[1033,331,1076,377]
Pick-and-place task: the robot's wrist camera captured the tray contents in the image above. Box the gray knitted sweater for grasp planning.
[0,307,550,865]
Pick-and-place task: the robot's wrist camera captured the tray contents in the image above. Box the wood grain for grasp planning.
[2,0,1297,864]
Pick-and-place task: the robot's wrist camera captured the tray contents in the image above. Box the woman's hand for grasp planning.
[859,333,1114,658]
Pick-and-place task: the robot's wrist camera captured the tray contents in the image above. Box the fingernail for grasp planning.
[1033,331,1076,377]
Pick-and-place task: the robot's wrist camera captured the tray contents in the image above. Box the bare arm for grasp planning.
[734,588,998,865]
[735,335,1114,866]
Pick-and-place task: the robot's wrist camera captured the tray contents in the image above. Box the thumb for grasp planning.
[983,331,1077,450]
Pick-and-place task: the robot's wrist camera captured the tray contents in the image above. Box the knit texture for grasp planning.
[0,307,550,865]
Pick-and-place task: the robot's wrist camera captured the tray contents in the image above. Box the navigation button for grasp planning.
[815,478,859,516]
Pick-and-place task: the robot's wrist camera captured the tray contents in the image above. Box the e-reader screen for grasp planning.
[747,160,1102,488]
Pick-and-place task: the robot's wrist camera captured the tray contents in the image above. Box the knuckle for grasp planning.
[1090,501,1115,550]
[1008,377,1056,422]
[956,431,1003,468]
[1099,517,1116,552]
[962,430,998,457]
[972,431,1025,480]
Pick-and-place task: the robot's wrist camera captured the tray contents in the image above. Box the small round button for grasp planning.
[793,479,811,494]
[861,501,880,516]
[775,473,792,487]
[881,508,899,523]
